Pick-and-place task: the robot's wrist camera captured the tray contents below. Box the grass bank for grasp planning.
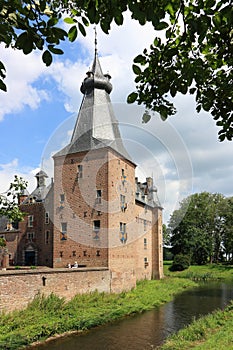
[0,278,196,350]
[159,262,233,349]
[159,301,233,350]
[164,261,233,281]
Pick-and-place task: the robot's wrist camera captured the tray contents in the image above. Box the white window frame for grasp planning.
[28,215,34,227]
[45,212,49,224]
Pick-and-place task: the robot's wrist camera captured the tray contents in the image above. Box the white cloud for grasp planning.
[0,45,49,120]
[0,159,39,194]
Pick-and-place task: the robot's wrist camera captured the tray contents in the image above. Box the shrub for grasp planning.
[169,254,190,271]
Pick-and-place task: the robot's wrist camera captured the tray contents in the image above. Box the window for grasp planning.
[96,190,102,203]
[60,194,65,203]
[121,169,127,184]
[120,194,125,204]
[96,250,100,256]
[83,250,87,256]
[78,164,83,178]
[61,222,67,241]
[60,251,63,257]
[45,212,49,224]
[93,220,100,239]
[120,222,126,233]
[144,257,149,268]
[45,230,50,244]
[144,219,147,231]
[27,232,35,240]
[28,215,34,227]
[144,238,147,249]
[84,211,87,217]
[72,251,76,257]
[120,194,127,211]
[120,222,127,243]
[93,220,100,231]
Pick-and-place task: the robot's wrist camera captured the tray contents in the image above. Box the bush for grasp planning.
[169,254,190,271]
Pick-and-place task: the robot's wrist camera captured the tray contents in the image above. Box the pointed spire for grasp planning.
[54,35,133,163]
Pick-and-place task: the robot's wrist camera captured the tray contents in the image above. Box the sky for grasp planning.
[0,13,232,224]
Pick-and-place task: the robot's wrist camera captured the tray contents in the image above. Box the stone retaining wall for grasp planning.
[0,267,110,313]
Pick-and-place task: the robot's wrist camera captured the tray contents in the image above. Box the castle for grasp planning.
[0,50,163,294]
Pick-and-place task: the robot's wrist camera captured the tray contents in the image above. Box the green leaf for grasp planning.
[15,32,28,49]
[0,78,7,92]
[68,26,78,42]
[22,35,34,55]
[132,64,141,75]
[82,16,89,27]
[189,87,196,94]
[114,13,124,26]
[64,17,77,24]
[134,54,145,64]
[48,45,63,55]
[42,50,52,66]
[142,111,151,123]
[155,22,169,30]
[78,22,86,36]
[127,92,138,104]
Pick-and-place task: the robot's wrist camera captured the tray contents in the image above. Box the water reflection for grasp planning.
[34,282,233,350]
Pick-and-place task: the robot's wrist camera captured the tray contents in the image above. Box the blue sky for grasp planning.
[0,13,232,223]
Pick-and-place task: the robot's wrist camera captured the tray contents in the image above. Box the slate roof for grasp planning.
[54,53,133,163]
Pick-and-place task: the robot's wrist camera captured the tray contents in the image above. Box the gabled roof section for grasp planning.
[54,53,133,163]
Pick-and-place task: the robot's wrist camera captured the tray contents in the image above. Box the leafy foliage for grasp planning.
[169,253,190,271]
[168,192,233,264]
[0,0,232,140]
[0,175,28,222]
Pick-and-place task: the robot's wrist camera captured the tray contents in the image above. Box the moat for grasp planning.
[33,281,233,350]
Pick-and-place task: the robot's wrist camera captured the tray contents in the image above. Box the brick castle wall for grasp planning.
[0,268,110,313]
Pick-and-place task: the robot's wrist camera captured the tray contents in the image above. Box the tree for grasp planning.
[222,196,233,261]
[0,0,232,141]
[0,175,28,222]
[168,192,229,264]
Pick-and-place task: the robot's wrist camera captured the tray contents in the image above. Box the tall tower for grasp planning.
[52,50,135,268]
[52,48,163,289]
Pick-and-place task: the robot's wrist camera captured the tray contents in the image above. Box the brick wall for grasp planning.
[53,149,109,268]
[0,268,110,313]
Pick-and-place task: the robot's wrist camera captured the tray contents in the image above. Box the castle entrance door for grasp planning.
[25,251,35,265]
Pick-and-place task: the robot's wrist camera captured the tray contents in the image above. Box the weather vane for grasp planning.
[94,26,97,55]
